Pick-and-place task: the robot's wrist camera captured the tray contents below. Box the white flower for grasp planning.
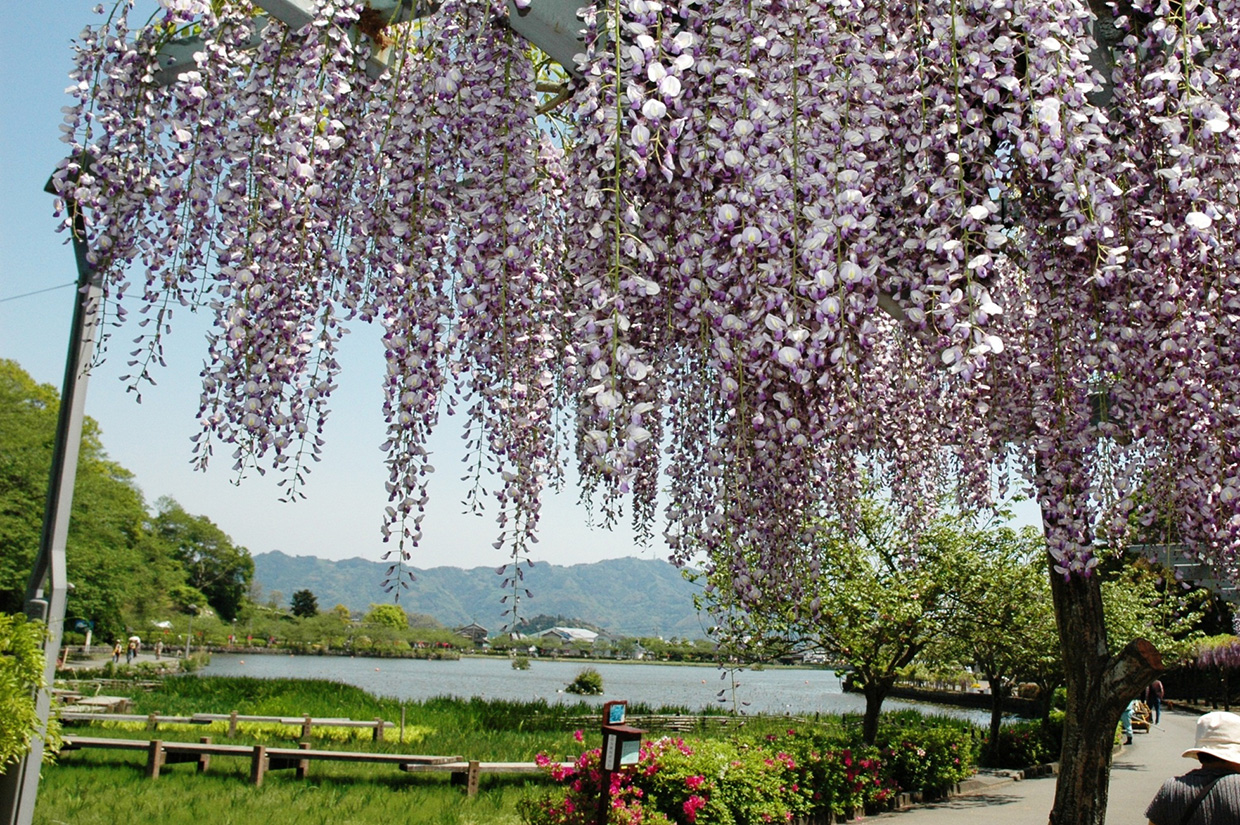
[776,346,801,367]
[1185,211,1212,230]
[160,0,211,13]
[641,99,667,119]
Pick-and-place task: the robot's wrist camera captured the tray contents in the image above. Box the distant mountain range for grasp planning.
[252,551,707,638]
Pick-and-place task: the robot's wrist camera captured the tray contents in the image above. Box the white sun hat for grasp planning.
[1182,712,1240,763]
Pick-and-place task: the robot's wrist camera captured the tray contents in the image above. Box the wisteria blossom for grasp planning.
[53,2,1240,819]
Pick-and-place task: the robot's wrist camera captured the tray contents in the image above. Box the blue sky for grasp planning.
[0,2,1041,576]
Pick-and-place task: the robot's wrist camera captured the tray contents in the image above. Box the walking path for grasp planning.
[871,709,1197,824]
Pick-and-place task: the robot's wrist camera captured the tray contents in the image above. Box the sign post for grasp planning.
[598,701,644,822]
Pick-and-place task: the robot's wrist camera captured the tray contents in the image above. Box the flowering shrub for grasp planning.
[521,747,670,825]
[639,737,805,824]
[873,725,976,796]
[768,731,893,818]
[980,719,1063,770]
[522,724,974,825]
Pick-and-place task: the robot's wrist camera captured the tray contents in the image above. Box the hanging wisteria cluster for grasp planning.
[57,0,1240,606]
[1191,636,1240,670]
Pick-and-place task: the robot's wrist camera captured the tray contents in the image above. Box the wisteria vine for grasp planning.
[56,0,1240,611]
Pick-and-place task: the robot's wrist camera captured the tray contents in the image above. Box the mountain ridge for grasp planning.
[253,551,706,638]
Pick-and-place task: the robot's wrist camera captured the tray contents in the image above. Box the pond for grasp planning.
[201,654,991,722]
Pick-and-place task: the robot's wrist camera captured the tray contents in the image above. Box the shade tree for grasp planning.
[701,497,979,744]
[929,526,1059,756]
[1100,557,1212,663]
[55,1,1240,821]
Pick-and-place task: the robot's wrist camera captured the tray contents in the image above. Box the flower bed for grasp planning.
[520,723,976,825]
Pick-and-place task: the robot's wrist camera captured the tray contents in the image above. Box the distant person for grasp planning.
[1146,711,1240,824]
[112,641,122,663]
[1121,698,1138,745]
[154,640,163,660]
[126,638,138,664]
[1146,678,1165,725]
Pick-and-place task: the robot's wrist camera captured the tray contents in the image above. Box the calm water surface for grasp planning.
[201,654,987,721]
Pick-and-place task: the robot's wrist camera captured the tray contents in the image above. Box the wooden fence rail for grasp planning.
[59,711,395,740]
[60,736,460,787]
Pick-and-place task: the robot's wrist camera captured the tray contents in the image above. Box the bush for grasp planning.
[523,725,945,825]
[566,668,604,695]
[0,613,59,765]
[763,729,894,818]
[868,713,977,796]
[513,656,531,670]
[980,716,1063,769]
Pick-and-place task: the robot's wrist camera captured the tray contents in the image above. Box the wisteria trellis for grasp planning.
[59,0,1240,610]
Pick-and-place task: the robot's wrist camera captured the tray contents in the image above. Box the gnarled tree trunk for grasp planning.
[1047,562,1162,825]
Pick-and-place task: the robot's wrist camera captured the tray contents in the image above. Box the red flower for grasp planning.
[683,795,707,823]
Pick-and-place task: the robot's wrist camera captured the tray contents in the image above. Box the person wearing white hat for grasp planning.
[1146,711,1240,824]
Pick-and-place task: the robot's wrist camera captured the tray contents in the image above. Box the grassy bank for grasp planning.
[39,676,985,825]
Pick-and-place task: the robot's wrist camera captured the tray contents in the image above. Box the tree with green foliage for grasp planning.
[151,498,254,621]
[702,498,979,744]
[0,360,184,639]
[934,527,1059,758]
[1101,558,1211,664]
[364,603,408,630]
[290,589,318,618]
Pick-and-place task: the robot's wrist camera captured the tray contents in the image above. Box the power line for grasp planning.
[0,281,76,304]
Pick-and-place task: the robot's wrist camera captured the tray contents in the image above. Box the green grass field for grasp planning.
[37,676,804,824]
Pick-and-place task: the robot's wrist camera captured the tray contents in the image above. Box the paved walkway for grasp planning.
[870,709,1198,824]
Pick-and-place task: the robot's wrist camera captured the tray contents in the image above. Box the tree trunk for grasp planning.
[861,678,892,745]
[988,671,1006,762]
[1047,561,1162,825]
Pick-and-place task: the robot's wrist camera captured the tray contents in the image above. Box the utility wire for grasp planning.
[0,281,76,304]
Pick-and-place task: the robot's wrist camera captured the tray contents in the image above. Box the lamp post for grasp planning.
[185,605,198,659]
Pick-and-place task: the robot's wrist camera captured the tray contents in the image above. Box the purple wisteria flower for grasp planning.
[55,0,1240,609]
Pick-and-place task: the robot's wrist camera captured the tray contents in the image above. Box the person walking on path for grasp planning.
[1146,679,1166,725]
[111,640,121,663]
[1146,711,1240,824]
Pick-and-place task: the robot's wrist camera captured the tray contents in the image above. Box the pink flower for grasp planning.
[685,775,705,790]
[683,794,707,823]
[574,729,584,743]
